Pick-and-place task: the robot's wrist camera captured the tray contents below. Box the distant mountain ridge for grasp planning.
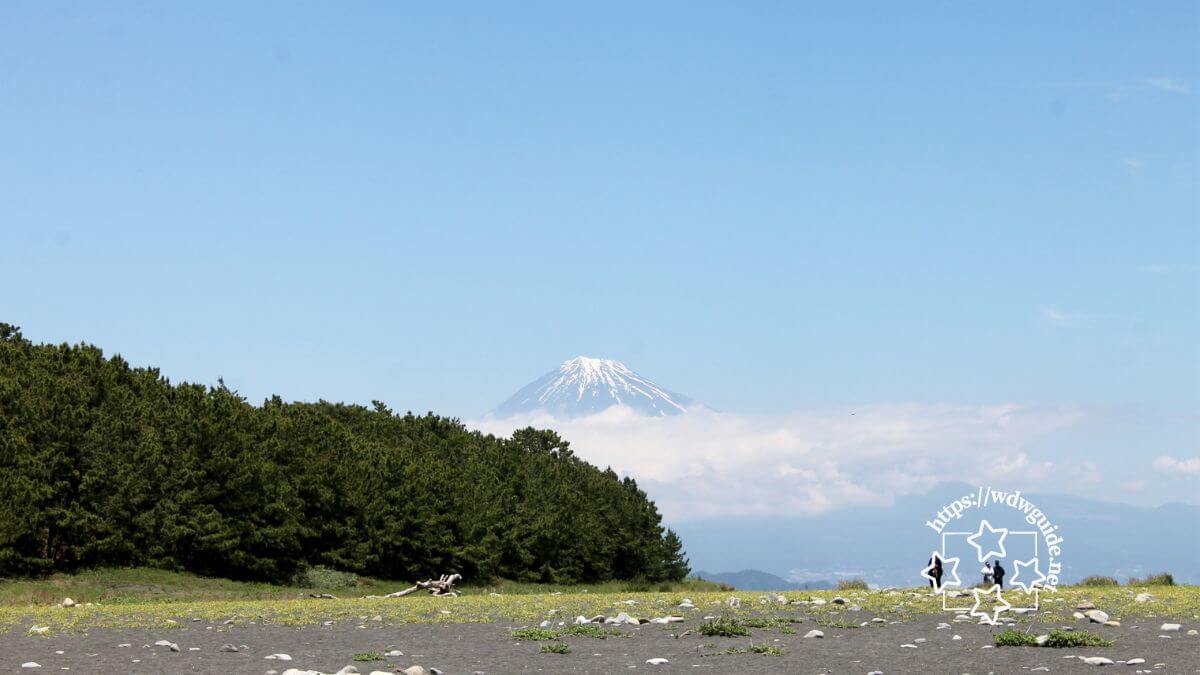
[676,483,1200,587]
[492,356,694,418]
[695,569,835,591]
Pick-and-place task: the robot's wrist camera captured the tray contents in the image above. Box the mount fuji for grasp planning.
[492,356,695,419]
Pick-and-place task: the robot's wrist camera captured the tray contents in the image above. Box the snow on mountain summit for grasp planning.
[491,356,694,419]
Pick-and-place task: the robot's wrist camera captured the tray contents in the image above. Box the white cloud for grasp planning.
[471,404,1088,521]
[1152,455,1200,476]
[1144,76,1190,94]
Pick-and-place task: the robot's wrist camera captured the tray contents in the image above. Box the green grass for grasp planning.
[698,617,750,637]
[1,568,1196,634]
[995,629,1113,648]
[1128,573,1175,586]
[512,624,624,641]
[540,642,571,654]
[814,618,861,629]
[561,624,624,638]
[351,652,384,661]
[1080,576,1119,587]
[511,627,561,641]
[1043,629,1112,648]
[0,567,397,606]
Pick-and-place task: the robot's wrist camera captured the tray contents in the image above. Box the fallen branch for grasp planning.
[385,573,462,598]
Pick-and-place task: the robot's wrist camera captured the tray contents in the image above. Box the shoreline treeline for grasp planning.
[0,324,689,584]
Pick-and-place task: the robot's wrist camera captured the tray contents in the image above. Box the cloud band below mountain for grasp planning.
[472,404,1090,521]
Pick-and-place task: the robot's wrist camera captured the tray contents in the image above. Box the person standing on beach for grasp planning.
[928,554,943,589]
[992,560,1006,589]
[981,562,993,586]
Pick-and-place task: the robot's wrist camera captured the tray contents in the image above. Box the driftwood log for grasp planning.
[385,573,462,598]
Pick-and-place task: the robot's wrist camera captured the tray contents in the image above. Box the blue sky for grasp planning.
[2,3,1197,505]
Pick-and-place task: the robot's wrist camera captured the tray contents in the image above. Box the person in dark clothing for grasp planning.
[992,560,1006,589]
[928,554,944,589]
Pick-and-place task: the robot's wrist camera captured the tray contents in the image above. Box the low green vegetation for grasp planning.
[1080,576,1119,587]
[511,627,561,641]
[699,616,751,637]
[1043,629,1112,648]
[815,617,860,629]
[351,652,384,662]
[1,574,1196,633]
[512,624,624,641]
[562,624,624,638]
[297,566,360,590]
[1129,573,1175,586]
[540,642,571,654]
[995,629,1113,648]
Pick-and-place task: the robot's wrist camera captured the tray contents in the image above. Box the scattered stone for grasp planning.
[605,612,639,625]
[803,629,824,639]
[810,597,827,606]
[27,626,50,636]
[726,597,741,608]
[384,650,403,657]
[1082,656,1114,666]
[1188,629,1198,636]
[219,644,239,652]
[900,643,918,648]
[648,616,684,624]
[401,667,430,675]
[1085,610,1110,624]
[1126,658,1146,665]
[1105,620,1121,627]
[1134,593,1152,603]
[646,658,669,665]
[265,654,293,661]
[849,604,862,612]
[831,596,847,604]
[872,617,886,623]
[61,598,76,608]
[20,664,41,669]
[952,634,962,640]
[153,640,180,652]
[1077,601,1097,610]
[1159,623,1181,632]
[1036,635,1050,646]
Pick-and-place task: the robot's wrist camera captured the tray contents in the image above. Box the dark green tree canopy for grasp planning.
[0,324,689,583]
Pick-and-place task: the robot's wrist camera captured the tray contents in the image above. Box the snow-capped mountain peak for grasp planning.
[492,356,694,418]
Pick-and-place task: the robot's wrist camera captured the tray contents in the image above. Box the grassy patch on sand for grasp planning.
[995,628,1113,648]
[0,568,723,607]
[1,569,1195,633]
